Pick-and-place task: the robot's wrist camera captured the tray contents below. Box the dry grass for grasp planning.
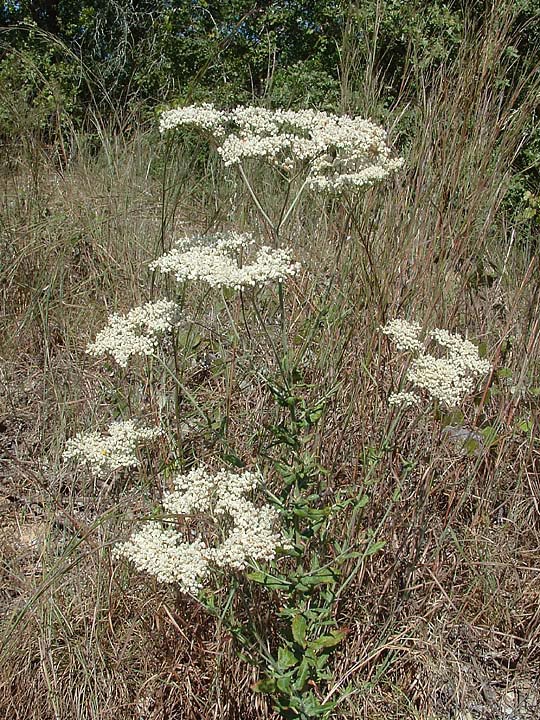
[1,13,539,720]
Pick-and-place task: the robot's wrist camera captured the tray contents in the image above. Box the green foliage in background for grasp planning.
[1,1,539,234]
[1,1,538,115]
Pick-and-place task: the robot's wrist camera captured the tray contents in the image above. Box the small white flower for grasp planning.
[382,320,492,408]
[208,498,282,570]
[63,420,162,477]
[407,354,477,407]
[117,466,288,591]
[388,391,421,407]
[159,104,403,193]
[150,232,300,290]
[159,103,226,137]
[381,319,423,352]
[87,299,178,367]
[114,524,209,594]
[429,328,491,377]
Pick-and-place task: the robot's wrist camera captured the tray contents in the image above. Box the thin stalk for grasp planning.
[290,199,354,374]
[275,177,293,233]
[239,290,253,341]
[151,134,172,300]
[278,175,310,231]
[152,354,208,424]
[237,163,276,236]
[277,281,288,374]
[220,288,242,345]
[252,292,290,391]
[170,284,188,445]
[334,484,398,602]
[171,328,185,449]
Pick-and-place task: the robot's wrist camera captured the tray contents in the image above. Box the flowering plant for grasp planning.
[381,318,492,408]
[160,104,403,243]
[160,104,403,192]
[114,467,287,594]
[60,104,408,719]
[63,420,163,477]
[150,231,300,290]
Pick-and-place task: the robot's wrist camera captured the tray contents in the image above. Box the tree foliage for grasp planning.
[0,1,538,134]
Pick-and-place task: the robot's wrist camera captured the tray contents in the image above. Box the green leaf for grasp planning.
[292,614,307,648]
[300,692,339,716]
[293,658,311,691]
[246,571,290,590]
[463,438,480,456]
[276,674,292,693]
[339,550,361,560]
[355,494,370,510]
[278,646,299,670]
[517,417,533,433]
[442,409,465,427]
[221,452,245,468]
[309,629,346,652]
[295,568,337,588]
[252,677,276,694]
[305,402,325,425]
[477,341,488,359]
[481,426,499,447]
[364,539,386,556]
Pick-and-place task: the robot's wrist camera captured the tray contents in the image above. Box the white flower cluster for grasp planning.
[87,299,178,367]
[406,348,491,407]
[381,319,492,407]
[380,318,423,352]
[159,104,403,192]
[115,526,209,593]
[388,391,421,407]
[117,466,286,592]
[209,499,281,570]
[63,420,162,477]
[150,232,300,290]
[159,103,227,136]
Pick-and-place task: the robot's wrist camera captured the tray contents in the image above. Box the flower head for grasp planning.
[388,391,421,407]
[114,525,209,594]
[159,103,226,137]
[63,420,162,477]
[382,320,491,407]
[150,232,300,290]
[381,319,423,352]
[117,466,287,590]
[87,299,178,367]
[159,104,403,193]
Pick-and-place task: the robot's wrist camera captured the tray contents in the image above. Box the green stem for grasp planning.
[237,163,276,238]
[220,288,241,345]
[252,291,290,391]
[275,178,292,234]
[152,354,208,425]
[277,281,288,375]
[278,176,310,231]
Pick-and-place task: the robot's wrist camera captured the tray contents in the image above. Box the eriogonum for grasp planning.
[114,525,210,593]
[159,103,227,137]
[159,104,403,193]
[380,318,423,352]
[208,498,282,570]
[117,466,287,591]
[388,391,422,407]
[87,299,179,367]
[63,420,162,477]
[150,232,300,290]
[381,319,491,407]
